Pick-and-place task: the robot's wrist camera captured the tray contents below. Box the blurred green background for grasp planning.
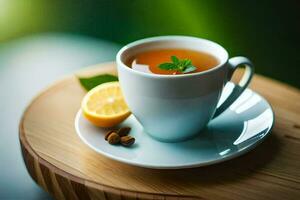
[0,0,299,87]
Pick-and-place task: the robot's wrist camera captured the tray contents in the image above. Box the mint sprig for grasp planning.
[158,56,197,74]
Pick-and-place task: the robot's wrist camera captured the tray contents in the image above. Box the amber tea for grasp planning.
[126,49,219,75]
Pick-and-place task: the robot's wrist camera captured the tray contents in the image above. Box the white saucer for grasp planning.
[75,82,274,169]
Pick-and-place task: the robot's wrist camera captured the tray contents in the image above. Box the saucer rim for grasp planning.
[75,89,275,169]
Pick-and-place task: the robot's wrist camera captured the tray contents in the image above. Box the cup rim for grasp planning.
[116,35,229,79]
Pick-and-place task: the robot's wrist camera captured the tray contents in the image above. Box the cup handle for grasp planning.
[212,56,254,119]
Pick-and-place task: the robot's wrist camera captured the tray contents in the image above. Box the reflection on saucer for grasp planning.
[226,88,273,145]
[234,108,273,145]
[230,90,261,114]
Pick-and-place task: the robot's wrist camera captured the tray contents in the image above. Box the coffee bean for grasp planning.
[120,136,135,147]
[107,132,120,144]
[117,127,131,137]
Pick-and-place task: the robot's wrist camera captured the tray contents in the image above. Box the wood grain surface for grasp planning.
[19,62,300,200]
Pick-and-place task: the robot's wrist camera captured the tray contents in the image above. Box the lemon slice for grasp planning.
[81,82,130,127]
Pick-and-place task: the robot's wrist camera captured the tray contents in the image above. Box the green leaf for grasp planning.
[182,59,192,66]
[158,63,178,70]
[182,65,197,73]
[171,56,179,64]
[158,56,198,74]
[78,74,118,91]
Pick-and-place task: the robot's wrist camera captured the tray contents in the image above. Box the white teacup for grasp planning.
[117,36,254,142]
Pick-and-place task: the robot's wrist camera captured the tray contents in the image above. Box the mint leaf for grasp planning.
[183,59,192,66]
[158,56,198,74]
[182,65,197,73]
[158,63,178,70]
[78,74,118,91]
[171,56,179,64]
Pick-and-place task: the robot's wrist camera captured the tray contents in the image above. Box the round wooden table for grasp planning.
[19,63,300,200]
